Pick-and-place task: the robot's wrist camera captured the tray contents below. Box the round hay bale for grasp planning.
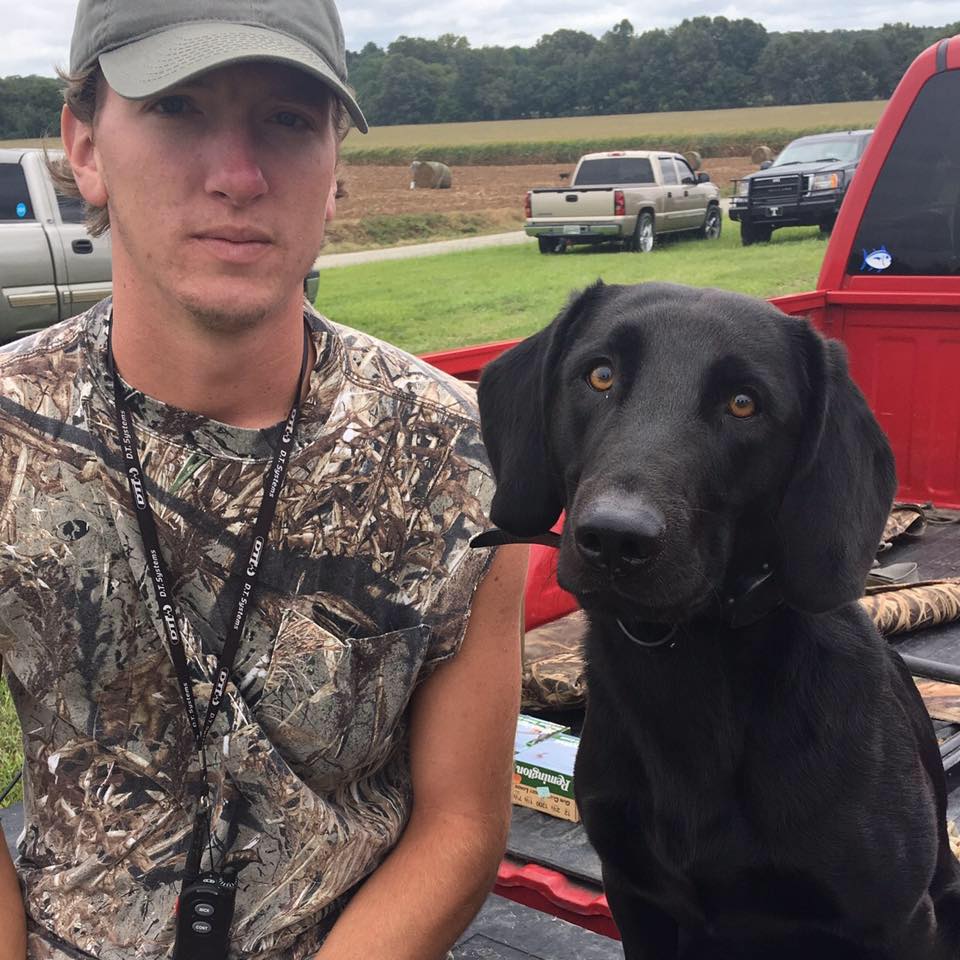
[410,160,452,189]
[751,145,774,165]
[684,151,702,172]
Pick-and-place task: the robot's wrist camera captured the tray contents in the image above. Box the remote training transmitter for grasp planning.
[173,869,237,959]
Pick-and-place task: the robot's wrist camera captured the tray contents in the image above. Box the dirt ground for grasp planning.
[336,158,756,219]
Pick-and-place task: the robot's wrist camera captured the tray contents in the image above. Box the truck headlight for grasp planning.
[809,172,841,192]
[735,180,749,197]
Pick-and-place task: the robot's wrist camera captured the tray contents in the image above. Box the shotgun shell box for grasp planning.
[514,713,568,755]
[512,725,580,823]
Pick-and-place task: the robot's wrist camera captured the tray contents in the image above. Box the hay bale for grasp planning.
[410,160,452,189]
[684,150,702,172]
[751,145,774,165]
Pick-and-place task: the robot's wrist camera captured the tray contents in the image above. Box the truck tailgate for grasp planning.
[529,188,615,219]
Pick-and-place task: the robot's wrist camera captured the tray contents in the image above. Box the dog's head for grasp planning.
[477,281,895,622]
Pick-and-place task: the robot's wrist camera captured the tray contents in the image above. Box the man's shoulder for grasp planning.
[0,309,94,446]
[0,310,88,384]
[321,315,479,423]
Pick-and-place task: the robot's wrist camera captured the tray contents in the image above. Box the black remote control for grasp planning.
[173,870,237,959]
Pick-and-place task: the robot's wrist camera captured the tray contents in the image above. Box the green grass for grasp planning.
[325,210,523,253]
[316,221,828,354]
[0,682,21,807]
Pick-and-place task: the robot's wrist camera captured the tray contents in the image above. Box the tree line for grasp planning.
[2,18,959,138]
[350,19,959,126]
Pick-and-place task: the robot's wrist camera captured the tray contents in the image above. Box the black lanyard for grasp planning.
[107,321,310,767]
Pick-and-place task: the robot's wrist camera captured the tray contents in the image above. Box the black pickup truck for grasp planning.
[727,129,872,245]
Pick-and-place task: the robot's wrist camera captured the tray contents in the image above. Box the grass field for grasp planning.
[316,222,828,354]
[342,101,886,151]
[0,218,828,808]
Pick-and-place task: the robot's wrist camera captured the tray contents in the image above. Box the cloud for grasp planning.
[0,0,73,76]
[340,0,958,49]
[1,0,957,77]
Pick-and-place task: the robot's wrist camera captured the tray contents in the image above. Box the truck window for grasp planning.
[574,158,655,186]
[0,164,35,222]
[659,158,679,185]
[849,70,960,276]
[675,157,696,185]
[56,194,86,225]
[776,137,864,166]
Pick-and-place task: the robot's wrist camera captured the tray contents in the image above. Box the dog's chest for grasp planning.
[581,628,796,847]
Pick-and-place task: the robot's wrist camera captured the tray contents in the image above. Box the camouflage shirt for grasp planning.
[0,299,495,959]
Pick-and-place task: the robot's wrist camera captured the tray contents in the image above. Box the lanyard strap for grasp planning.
[107,322,310,758]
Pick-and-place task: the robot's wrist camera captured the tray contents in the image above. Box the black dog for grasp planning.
[477,281,960,959]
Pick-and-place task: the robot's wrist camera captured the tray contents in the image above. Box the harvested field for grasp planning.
[342,102,885,151]
[335,157,755,219]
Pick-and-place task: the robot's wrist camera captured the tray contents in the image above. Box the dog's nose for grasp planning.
[574,500,665,572]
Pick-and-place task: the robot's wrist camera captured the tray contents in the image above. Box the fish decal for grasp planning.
[862,246,892,272]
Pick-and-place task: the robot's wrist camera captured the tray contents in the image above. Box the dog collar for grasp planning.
[470,529,783,631]
[470,529,561,548]
[616,619,679,649]
[723,565,784,628]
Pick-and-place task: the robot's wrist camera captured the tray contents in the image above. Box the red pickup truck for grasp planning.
[422,31,960,951]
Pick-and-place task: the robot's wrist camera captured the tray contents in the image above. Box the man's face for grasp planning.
[74,62,338,330]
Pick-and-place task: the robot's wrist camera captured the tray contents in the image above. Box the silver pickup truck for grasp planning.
[525,150,722,254]
[0,148,320,343]
[0,147,113,342]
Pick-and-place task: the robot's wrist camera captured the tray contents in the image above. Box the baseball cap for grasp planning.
[69,0,368,133]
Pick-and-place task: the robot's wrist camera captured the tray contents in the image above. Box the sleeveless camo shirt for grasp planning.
[0,299,495,959]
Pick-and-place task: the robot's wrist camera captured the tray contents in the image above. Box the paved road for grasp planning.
[315,198,733,270]
[316,231,529,269]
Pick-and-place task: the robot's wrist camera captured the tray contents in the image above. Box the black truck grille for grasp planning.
[750,174,802,202]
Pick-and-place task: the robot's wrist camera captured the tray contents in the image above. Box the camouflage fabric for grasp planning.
[521,611,588,711]
[0,299,495,959]
[882,503,928,545]
[915,680,960,725]
[860,579,960,637]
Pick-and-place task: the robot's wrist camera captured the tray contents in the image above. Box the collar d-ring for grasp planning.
[616,618,679,649]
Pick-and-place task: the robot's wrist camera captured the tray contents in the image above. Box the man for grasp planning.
[0,1,525,957]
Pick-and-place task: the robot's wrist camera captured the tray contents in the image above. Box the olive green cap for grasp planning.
[69,0,368,133]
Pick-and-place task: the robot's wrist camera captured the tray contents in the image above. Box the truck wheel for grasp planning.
[819,216,836,235]
[740,221,772,246]
[631,212,655,253]
[700,205,722,240]
[538,236,563,254]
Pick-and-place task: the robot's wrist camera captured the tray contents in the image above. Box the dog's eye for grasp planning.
[588,365,615,392]
[728,393,757,418]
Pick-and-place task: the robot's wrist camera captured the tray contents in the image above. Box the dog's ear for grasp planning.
[477,282,603,536]
[775,323,896,613]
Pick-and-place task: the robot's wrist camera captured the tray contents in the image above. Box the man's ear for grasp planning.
[60,104,107,208]
[324,175,339,223]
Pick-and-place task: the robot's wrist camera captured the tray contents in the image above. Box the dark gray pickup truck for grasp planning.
[727,129,872,245]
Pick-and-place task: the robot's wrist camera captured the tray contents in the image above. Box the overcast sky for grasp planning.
[1,0,958,78]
